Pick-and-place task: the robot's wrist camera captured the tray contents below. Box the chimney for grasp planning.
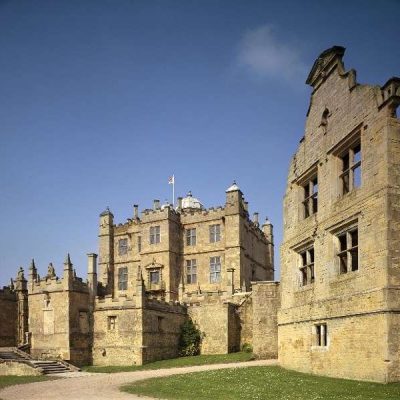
[177,197,183,210]
[253,212,259,227]
[87,253,98,298]
[244,201,249,212]
[133,204,139,219]
[153,199,160,210]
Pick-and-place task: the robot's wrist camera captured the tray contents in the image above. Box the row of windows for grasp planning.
[117,224,222,255]
[301,140,361,219]
[299,227,358,286]
[116,256,222,290]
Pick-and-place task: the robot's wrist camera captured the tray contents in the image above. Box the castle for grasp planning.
[1,46,399,383]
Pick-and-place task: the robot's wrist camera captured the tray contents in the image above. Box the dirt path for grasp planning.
[0,359,277,400]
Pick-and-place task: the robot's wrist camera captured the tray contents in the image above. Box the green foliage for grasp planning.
[0,375,52,390]
[122,366,400,400]
[178,318,202,357]
[241,343,253,353]
[83,352,254,373]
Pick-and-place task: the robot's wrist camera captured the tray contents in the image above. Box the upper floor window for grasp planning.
[340,142,361,195]
[118,266,128,290]
[337,228,358,274]
[210,256,221,283]
[150,226,160,244]
[299,247,315,286]
[186,228,196,246]
[209,224,221,243]
[186,259,197,284]
[108,316,117,330]
[118,238,128,255]
[303,177,318,218]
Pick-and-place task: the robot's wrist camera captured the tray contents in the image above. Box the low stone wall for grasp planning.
[0,360,41,376]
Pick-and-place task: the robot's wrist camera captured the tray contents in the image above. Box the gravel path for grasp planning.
[0,359,277,400]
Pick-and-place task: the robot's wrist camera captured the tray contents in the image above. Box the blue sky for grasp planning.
[0,0,399,285]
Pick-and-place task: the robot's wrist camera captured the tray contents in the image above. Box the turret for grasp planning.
[225,181,244,215]
[262,217,274,276]
[63,253,73,290]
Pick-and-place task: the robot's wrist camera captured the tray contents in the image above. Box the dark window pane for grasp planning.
[312,195,318,213]
[351,249,359,271]
[339,234,347,252]
[301,252,307,266]
[312,178,318,194]
[304,184,310,199]
[342,173,350,194]
[309,248,314,263]
[339,254,348,274]
[353,144,361,164]
[350,230,358,247]
[342,153,349,171]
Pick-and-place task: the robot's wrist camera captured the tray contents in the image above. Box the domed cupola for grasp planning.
[181,191,204,210]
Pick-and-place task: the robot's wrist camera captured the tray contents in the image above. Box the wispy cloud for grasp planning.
[237,25,307,83]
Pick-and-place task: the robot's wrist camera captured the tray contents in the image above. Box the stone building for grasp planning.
[0,183,279,367]
[279,46,400,383]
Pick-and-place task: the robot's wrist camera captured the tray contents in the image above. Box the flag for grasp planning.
[168,175,175,185]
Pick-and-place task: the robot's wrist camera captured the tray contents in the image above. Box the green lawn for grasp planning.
[0,376,51,394]
[121,366,400,400]
[83,352,255,373]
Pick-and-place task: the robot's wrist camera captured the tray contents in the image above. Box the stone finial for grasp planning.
[16,267,25,281]
[47,263,56,279]
[64,253,73,269]
[29,259,36,271]
[9,278,14,290]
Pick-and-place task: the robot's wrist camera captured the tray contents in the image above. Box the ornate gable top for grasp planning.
[306,46,345,88]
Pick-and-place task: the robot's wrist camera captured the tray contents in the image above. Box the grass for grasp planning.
[121,366,400,400]
[82,352,255,373]
[0,375,52,398]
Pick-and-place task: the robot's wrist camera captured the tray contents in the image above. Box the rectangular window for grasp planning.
[209,224,221,243]
[108,316,117,331]
[337,228,359,274]
[118,238,128,255]
[315,323,328,347]
[340,142,361,195]
[137,236,142,253]
[186,259,197,284]
[186,228,196,246]
[118,267,128,290]
[299,247,315,286]
[150,270,160,284]
[150,226,161,244]
[210,256,221,283]
[302,176,318,218]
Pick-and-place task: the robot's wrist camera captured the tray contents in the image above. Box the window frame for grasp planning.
[150,270,160,284]
[339,141,361,195]
[186,228,197,246]
[186,259,197,284]
[150,226,161,244]
[118,266,128,291]
[108,316,117,331]
[314,323,328,347]
[302,176,318,218]
[337,227,359,274]
[299,246,315,286]
[118,238,128,256]
[209,224,221,243]
[210,256,221,283]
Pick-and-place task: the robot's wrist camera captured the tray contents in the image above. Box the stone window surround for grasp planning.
[328,217,359,276]
[312,323,328,348]
[298,246,315,286]
[295,163,318,222]
[107,315,117,331]
[291,238,315,289]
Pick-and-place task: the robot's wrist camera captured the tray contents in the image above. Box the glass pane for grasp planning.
[309,248,314,263]
[350,230,358,247]
[312,178,318,194]
[351,249,359,271]
[354,165,361,188]
[339,254,348,273]
[339,234,347,251]
[353,144,361,164]
[301,252,307,266]
[304,183,310,199]
[312,195,318,214]
[342,173,350,194]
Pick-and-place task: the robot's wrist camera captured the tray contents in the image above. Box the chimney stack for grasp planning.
[253,212,259,227]
[153,199,160,210]
[133,204,139,219]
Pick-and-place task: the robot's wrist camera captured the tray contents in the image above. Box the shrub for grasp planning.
[178,318,202,356]
[241,343,253,353]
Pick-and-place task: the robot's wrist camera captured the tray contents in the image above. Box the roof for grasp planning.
[226,181,241,193]
[181,191,203,210]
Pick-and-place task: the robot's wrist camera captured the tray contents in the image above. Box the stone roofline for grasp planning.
[0,286,16,300]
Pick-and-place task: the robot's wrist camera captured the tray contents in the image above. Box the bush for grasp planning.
[178,318,202,356]
[241,343,253,353]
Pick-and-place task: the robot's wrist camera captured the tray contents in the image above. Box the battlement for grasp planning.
[145,298,187,314]
[378,77,400,112]
[95,294,137,310]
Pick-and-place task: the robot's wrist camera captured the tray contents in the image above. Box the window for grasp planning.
[315,323,328,347]
[118,238,128,255]
[186,259,197,284]
[209,224,221,243]
[302,177,318,218]
[150,270,160,284]
[118,267,128,290]
[150,226,160,244]
[299,247,315,286]
[337,228,358,273]
[108,316,117,330]
[210,256,221,283]
[340,142,361,195]
[186,228,196,246]
[137,236,142,253]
